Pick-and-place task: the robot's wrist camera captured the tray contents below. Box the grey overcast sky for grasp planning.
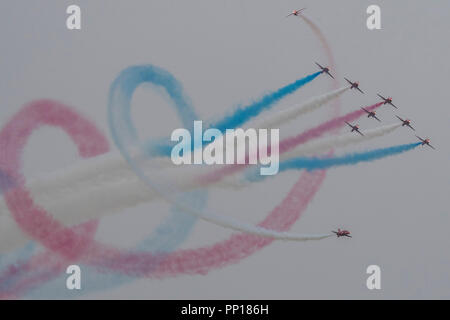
[0,1,449,299]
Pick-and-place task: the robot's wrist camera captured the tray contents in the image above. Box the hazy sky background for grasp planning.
[0,0,449,299]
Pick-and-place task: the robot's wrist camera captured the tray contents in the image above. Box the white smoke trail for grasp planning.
[281,122,402,160]
[0,149,333,253]
[250,86,350,129]
[0,159,332,253]
[0,118,394,253]
[0,122,398,252]
[0,155,208,223]
[177,86,350,165]
[0,88,352,251]
[129,123,402,242]
[169,213,334,241]
[217,123,403,189]
[0,202,333,253]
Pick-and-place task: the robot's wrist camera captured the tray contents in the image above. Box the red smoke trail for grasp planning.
[1,171,326,295]
[198,102,384,185]
[0,17,342,296]
[0,101,334,294]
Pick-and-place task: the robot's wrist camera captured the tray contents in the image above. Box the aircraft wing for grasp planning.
[356,87,364,94]
[396,115,404,121]
[428,144,436,150]
[416,135,425,142]
[286,13,293,17]
[315,62,323,69]
[344,78,353,85]
[407,124,415,131]
[377,93,386,100]
[389,102,398,109]
[374,115,381,122]
[326,71,335,79]
[361,107,369,113]
[356,129,364,136]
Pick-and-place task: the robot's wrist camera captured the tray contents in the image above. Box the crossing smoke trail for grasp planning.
[0,70,334,253]
[0,69,329,296]
[0,104,385,254]
[0,103,386,253]
[107,103,393,242]
[1,171,328,297]
[0,75,330,213]
[243,142,420,183]
[0,117,385,230]
[1,16,345,297]
[187,86,349,167]
[198,102,384,185]
[1,16,347,296]
[0,104,387,252]
[0,85,348,225]
[104,19,343,254]
[0,72,329,251]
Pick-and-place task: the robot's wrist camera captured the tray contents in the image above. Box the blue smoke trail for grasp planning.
[26,191,205,299]
[22,65,203,298]
[211,71,321,132]
[246,142,421,182]
[16,65,317,297]
[149,71,321,156]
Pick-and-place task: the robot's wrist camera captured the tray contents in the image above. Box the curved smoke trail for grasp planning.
[107,68,338,241]
[2,84,347,220]
[0,66,328,296]
[0,68,327,253]
[0,123,401,251]
[0,103,387,253]
[150,71,321,156]
[1,16,343,297]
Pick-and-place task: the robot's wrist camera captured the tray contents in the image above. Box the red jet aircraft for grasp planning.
[416,136,435,149]
[286,8,306,17]
[315,62,334,79]
[345,121,364,136]
[377,94,398,108]
[345,78,364,94]
[361,107,381,122]
[396,115,415,131]
[333,229,352,238]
